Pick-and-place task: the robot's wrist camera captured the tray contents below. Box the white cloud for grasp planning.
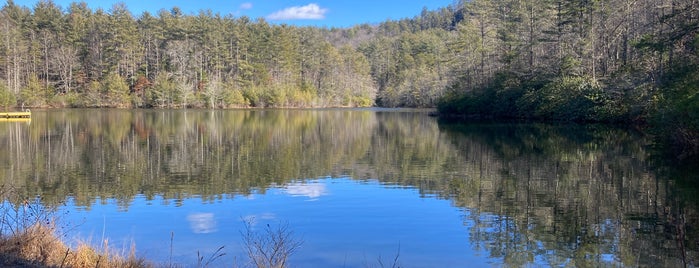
[267,3,328,20]
[240,2,253,10]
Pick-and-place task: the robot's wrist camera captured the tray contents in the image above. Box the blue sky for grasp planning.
[9,1,457,28]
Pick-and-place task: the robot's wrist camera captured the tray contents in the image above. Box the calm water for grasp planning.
[1,109,697,267]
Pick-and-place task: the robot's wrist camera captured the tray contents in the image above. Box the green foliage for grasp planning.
[437,0,699,131]
[437,88,495,118]
[83,81,103,107]
[224,88,248,107]
[148,73,181,108]
[360,29,455,107]
[242,86,260,107]
[351,95,374,107]
[525,76,618,121]
[0,83,16,110]
[287,87,315,107]
[48,91,81,108]
[652,64,699,158]
[19,75,47,107]
[560,56,583,77]
[101,72,131,108]
[439,74,629,122]
[260,86,286,108]
[1,3,382,108]
[0,0,697,118]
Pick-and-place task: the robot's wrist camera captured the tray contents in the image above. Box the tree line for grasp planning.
[432,0,698,157]
[0,0,698,153]
[0,1,378,108]
[439,0,698,119]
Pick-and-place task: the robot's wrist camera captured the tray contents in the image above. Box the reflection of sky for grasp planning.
[57,178,484,267]
[282,181,328,200]
[186,213,217,234]
[241,212,277,227]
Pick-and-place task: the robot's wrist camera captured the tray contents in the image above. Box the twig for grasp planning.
[170,231,174,268]
[391,243,401,268]
[60,248,71,268]
[203,246,226,267]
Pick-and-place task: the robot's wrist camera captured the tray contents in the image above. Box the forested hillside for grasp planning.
[438,0,698,121]
[0,0,468,109]
[0,0,698,152]
[0,1,381,108]
[432,0,698,157]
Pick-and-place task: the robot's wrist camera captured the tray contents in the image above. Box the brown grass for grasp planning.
[0,221,151,268]
[0,185,151,268]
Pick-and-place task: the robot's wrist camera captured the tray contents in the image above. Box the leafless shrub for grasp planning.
[241,218,303,268]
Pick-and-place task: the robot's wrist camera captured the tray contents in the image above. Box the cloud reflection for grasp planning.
[284,182,328,200]
[186,213,217,234]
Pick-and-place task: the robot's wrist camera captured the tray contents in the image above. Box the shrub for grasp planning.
[652,64,699,158]
[521,76,626,122]
[0,84,16,110]
[241,218,302,268]
[224,88,248,107]
[19,75,48,108]
[101,72,131,108]
[148,73,181,108]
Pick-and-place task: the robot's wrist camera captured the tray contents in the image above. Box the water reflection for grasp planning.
[0,109,697,267]
[282,181,328,200]
[186,213,217,234]
[439,122,698,267]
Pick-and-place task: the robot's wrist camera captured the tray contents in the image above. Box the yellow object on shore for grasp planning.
[0,118,30,122]
[0,111,31,119]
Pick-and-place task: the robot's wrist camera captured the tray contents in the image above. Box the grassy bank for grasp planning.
[0,187,149,268]
[0,222,148,268]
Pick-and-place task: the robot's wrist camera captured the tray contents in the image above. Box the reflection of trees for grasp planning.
[0,109,381,207]
[1,110,697,267]
[439,123,698,267]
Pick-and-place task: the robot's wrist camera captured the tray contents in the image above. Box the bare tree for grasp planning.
[241,218,303,268]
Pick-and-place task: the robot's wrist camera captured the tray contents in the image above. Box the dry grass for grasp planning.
[0,185,151,268]
[0,217,151,268]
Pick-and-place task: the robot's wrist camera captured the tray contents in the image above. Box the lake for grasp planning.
[1,109,697,267]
